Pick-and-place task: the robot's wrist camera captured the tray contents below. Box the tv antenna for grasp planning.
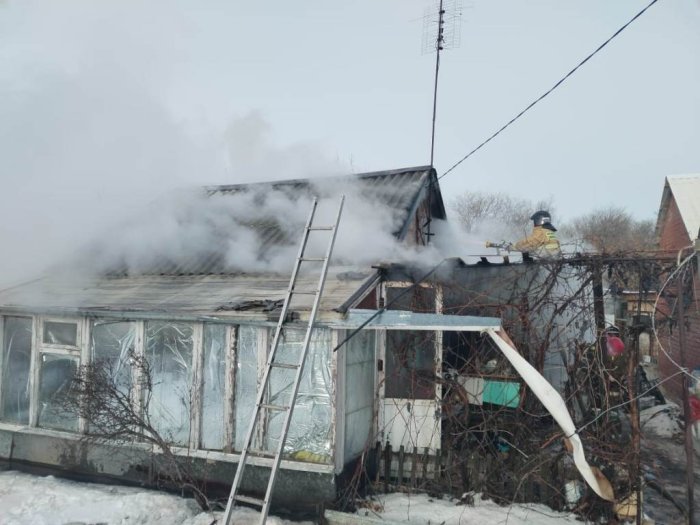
[422,0,464,243]
[423,0,463,167]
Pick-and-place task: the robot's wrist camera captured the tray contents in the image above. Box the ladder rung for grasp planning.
[308,226,334,231]
[299,257,326,262]
[260,403,290,412]
[271,362,300,370]
[234,494,265,507]
[291,289,318,295]
[248,448,276,458]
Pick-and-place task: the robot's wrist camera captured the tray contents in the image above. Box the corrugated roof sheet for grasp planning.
[0,267,377,321]
[98,166,442,277]
[0,166,444,317]
[656,175,700,242]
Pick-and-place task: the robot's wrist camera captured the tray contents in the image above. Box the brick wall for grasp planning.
[656,195,700,402]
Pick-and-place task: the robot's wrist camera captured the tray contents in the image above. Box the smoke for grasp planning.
[0,0,503,291]
[0,1,346,288]
[77,176,449,278]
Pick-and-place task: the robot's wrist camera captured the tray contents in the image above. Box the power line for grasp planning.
[439,0,661,181]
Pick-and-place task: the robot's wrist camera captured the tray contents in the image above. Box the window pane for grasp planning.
[235,326,258,451]
[385,330,435,399]
[1,317,32,424]
[266,328,332,462]
[43,321,77,346]
[38,354,79,431]
[201,324,227,450]
[91,321,135,394]
[145,322,193,446]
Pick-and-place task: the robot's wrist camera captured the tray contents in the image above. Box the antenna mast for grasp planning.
[422,0,462,242]
[430,0,444,167]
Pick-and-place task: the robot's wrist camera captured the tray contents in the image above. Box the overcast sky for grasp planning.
[0,0,699,282]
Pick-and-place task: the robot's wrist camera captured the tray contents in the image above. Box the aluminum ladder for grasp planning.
[222,196,344,525]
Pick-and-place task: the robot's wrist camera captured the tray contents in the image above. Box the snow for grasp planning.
[0,470,588,525]
[640,403,682,438]
[354,493,581,524]
[0,471,311,525]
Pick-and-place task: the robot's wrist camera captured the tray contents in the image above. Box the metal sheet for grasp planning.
[337,309,501,330]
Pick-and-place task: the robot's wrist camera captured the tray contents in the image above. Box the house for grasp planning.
[0,166,511,505]
[654,174,700,402]
[0,166,613,510]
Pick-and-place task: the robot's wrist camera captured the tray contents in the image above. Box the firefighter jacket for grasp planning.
[513,226,561,257]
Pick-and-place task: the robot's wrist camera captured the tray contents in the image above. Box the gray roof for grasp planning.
[0,167,445,318]
[96,165,443,277]
[0,267,378,322]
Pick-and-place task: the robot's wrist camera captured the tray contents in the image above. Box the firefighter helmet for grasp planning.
[530,210,552,227]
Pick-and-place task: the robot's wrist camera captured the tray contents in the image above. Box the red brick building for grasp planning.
[655,175,700,402]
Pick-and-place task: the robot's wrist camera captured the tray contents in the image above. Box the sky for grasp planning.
[0,0,699,283]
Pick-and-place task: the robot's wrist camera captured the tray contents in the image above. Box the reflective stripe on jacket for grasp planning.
[513,226,561,255]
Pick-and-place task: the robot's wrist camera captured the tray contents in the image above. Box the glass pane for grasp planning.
[43,321,78,346]
[266,328,333,462]
[385,330,435,399]
[38,353,79,431]
[1,317,32,424]
[235,326,258,451]
[145,322,193,446]
[344,330,375,459]
[201,324,227,450]
[91,321,135,394]
[386,286,436,313]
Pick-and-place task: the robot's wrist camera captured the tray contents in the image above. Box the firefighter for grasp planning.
[512,210,561,257]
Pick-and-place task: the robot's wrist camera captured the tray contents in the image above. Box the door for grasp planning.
[379,328,441,451]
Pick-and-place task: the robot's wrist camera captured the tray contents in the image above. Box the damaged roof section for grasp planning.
[0,267,378,321]
[0,166,445,319]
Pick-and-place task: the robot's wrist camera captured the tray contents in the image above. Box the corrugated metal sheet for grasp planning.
[0,267,377,320]
[335,309,501,330]
[0,167,446,318]
[656,175,700,242]
[98,166,442,277]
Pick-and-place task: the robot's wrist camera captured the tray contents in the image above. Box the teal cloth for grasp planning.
[483,380,520,408]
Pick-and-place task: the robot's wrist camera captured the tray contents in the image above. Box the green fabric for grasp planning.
[483,380,520,408]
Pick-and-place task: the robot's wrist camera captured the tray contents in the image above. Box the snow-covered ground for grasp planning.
[0,470,585,525]
[0,470,309,525]
[353,492,581,524]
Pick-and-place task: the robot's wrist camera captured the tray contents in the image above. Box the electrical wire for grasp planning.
[651,248,697,379]
[332,258,449,352]
[574,369,686,435]
[438,0,661,181]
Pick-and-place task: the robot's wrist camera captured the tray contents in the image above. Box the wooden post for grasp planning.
[678,273,694,525]
[421,447,430,486]
[434,448,441,482]
[374,441,381,484]
[397,445,405,486]
[410,446,418,488]
[383,442,392,493]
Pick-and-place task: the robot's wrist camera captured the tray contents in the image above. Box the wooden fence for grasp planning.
[371,441,568,508]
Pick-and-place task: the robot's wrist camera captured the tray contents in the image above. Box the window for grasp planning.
[145,322,193,446]
[43,321,78,347]
[265,328,332,461]
[1,317,32,424]
[234,325,258,451]
[385,330,436,400]
[37,353,79,431]
[91,321,136,394]
[201,324,227,450]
